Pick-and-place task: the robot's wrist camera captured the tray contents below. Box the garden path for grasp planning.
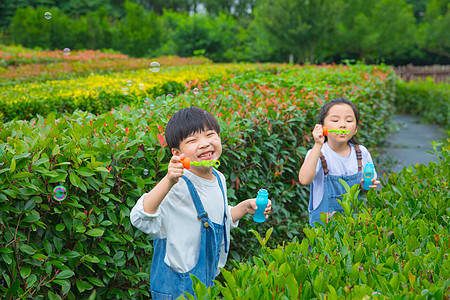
[378,114,446,177]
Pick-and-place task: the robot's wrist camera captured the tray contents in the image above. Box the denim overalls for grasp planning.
[150,169,228,299]
[309,144,362,227]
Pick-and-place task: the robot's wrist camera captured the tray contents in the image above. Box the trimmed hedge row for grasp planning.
[394,78,450,129]
[0,63,396,298]
[189,141,450,299]
[0,63,260,123]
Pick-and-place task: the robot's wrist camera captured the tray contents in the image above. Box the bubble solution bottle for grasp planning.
[253,189,269,223]
[362,163,375,190]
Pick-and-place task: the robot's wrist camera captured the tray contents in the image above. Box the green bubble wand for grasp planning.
[181,157,220,169]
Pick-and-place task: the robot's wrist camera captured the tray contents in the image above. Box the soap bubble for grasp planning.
[149,104,155,109]
[53,186,67,201]
[63,48,71,56]
[150,61,160,72]
[44,12,52,19]
[166,94,173,101]
[143,169,149,175]
[126,80,132,87]
[139,83,145,90]
[193,88,199,95]
[122,87,129,95]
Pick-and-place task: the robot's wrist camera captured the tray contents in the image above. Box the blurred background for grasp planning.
[0,0,449,65]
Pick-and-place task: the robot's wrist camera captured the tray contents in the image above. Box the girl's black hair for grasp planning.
[319,97,360,145]
[165,107,221,150]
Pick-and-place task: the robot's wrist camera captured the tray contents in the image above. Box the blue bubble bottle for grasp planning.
[253,189,269,223]
[363,163,375,190]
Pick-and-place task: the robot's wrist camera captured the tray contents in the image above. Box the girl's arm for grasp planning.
[230,199,272,223]
[298,125,325,185]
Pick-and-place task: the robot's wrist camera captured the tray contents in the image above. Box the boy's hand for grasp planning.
[167,154,185,184]
[312,124,325,145]
[248,198,272,219]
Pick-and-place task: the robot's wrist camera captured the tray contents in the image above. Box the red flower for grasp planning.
[125,127,129,135]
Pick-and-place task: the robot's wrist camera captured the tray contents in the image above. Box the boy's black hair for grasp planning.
[165,107,221,150]
[319,97,360,145]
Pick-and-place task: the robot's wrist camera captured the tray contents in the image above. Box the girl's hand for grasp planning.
[312,124,325,145]
[360,177,381,190]
[167,154,185,184]
[248,198,272,219]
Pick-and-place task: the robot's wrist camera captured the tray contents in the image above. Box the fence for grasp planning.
[393,64,450,83]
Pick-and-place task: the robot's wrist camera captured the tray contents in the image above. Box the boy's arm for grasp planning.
[298,125,324,185]
[230,199,272,223]
[143,154,185,214]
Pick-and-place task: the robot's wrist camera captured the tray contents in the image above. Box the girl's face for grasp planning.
[323,104,358,144]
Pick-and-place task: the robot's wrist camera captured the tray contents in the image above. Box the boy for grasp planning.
[130,107,271,299]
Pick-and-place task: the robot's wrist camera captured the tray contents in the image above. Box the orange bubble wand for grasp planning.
[181,157,220,169]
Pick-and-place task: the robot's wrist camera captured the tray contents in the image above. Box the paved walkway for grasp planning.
[378,114,446,176]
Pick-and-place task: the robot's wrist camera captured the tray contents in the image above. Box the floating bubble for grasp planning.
[149,104,155,109]
[63,48,71,56]
[143,169,149,176]
[126,80,132,87]
[166,94,173,101]
[139,83,145,90]
[150,61,160,72]
[193,88,199,95]
[53,186,67,201]
[44,12,52,19]
[122,87,129,95]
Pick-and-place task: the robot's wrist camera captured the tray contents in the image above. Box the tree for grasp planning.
[202,0,255,18]
[252,0,343,63]
[111,1,162,57]
[9,6,73,49]
[131,0,199,14]
[335,0,416,63]
[418,0,450,59]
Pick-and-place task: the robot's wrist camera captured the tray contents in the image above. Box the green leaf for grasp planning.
[69,172,81,187]
[86,277,104,287]
[53,279,71,287]
[52,144,60,156]
[12,172,33,179]
[20,265,31,279]
[76,167,96,177]
[85,228,104,237]
[20,244,36,255]
[56,269,75,279]
[10,158,16,173]
[56,223,65,231]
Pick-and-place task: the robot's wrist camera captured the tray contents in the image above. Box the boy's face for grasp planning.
[172,128,222,168]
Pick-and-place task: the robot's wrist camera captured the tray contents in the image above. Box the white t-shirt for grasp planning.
[305,143,377,210]
[130,169,238,274]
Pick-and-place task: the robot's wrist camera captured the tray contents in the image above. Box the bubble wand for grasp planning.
[322,126,350,136]
[181,157,220,169]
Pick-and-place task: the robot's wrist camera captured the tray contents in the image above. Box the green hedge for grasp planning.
[189,141,450,299]
[394,78,450,129]
[0,63,396,298]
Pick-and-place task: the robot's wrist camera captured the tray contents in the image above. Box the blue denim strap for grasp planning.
[212,169,228,253]
[181,171,228,253]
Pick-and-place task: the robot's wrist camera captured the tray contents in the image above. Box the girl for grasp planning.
[298,97,380,227]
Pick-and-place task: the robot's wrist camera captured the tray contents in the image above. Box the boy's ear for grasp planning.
[172,148,181,156]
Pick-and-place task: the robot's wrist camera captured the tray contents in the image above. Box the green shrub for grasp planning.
[0,63,396,298]
[189,141,450,299]
[394,78,450,129]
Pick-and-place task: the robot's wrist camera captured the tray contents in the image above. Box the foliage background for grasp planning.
[0,0,449,65]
